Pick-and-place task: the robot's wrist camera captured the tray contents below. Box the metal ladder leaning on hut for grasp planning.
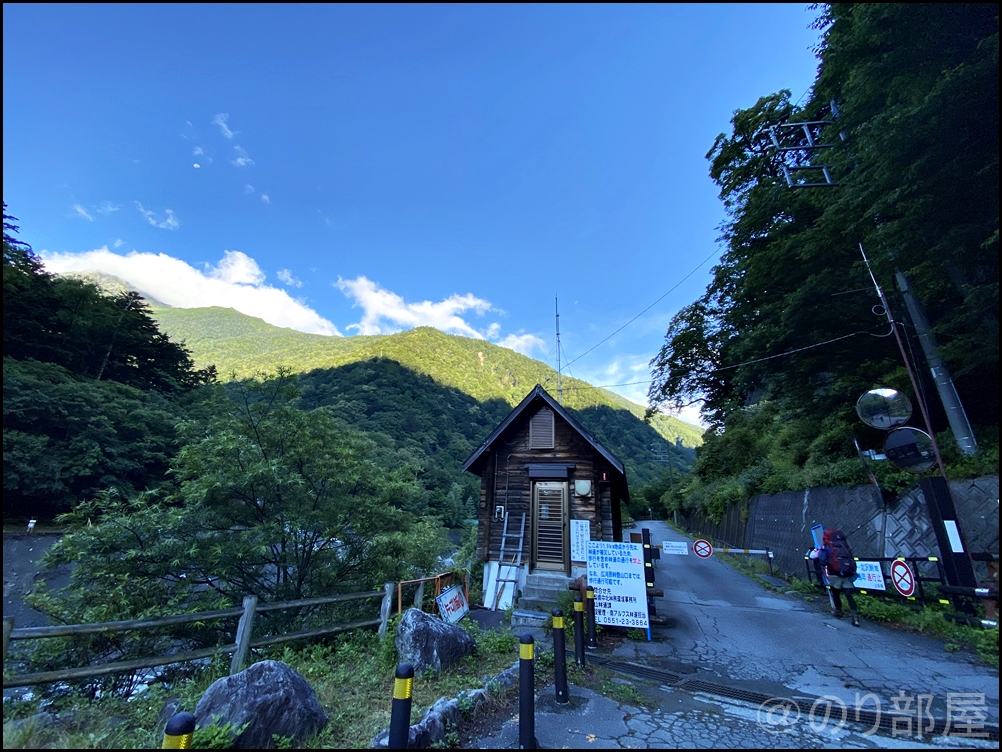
[491,513,526,611]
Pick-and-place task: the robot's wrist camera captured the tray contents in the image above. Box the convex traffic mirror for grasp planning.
[856,388,913,430]
[883,426,935,473]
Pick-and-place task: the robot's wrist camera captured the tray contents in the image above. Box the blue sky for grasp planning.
[3,4,822,423]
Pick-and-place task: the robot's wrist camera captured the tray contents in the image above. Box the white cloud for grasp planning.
[277,269,302,287]
[244,184,255,194]
[193,146,212,164]
[497,332,546,355]
[194,146,204,155]
[212,113,236,139]
[96,201,121,215]
[209,249,265,285]
[72,204,94,222]
[231,146,254,167]
[337,276,493,338]
[135,202,179,230]
[40,247,340,336]
[260,194,270,204]
[113,238,124,248]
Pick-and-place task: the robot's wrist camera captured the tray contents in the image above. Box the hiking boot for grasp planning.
[851,614,860,627]
[832,610,844,619]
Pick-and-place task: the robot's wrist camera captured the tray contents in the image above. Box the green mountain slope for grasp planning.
[151,306,702,502]
[152,306,702,445]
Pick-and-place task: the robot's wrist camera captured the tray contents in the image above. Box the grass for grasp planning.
[2,617,522,749]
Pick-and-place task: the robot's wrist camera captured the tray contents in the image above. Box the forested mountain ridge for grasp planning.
[145,304,700,515]
[149,304,703,448]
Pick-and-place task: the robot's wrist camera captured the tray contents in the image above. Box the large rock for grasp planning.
[395,608,475,676]
[194,660,328,749]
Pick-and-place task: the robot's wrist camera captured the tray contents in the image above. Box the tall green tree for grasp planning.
[648,4,998,499]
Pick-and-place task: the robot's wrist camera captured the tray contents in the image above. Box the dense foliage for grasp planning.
[648,4,998,518]
[3,206,214,519]
[23,374,448,698]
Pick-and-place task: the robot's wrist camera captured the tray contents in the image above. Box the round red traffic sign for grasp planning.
[693,539,713,559]
[890,560,916,597]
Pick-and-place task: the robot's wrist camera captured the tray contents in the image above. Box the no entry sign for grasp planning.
[890,560,916,597]
[693,539,713,559]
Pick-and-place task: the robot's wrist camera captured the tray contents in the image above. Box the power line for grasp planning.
[559,326,890,393]
[563,244,723,369]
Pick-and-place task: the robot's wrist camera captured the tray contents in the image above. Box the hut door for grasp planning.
[532,481,568,572]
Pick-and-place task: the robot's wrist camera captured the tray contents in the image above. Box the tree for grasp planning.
[647,4,998,504]
[38,373,446,609]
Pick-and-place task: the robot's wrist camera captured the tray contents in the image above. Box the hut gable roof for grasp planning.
[461,384,626,477]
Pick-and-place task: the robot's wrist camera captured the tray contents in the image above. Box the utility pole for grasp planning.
[895,272,977,456]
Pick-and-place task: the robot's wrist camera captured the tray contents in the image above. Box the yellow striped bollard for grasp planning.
[551,608,569,704]
[161,712,195,749]
[389,662,414,749]
[518,633,537,749]
[573,594,586,666]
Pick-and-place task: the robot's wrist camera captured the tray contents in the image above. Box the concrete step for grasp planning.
[516,595,560,613]
[510,609,549,630]
[520,584,567,600]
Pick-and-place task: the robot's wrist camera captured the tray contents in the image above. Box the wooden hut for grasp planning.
[462,384,630,609]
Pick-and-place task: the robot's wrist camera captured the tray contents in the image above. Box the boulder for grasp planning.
[395,608,475,676]
[194,660,328,749]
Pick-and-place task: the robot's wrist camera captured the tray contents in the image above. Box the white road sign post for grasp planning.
[587,541,649,630]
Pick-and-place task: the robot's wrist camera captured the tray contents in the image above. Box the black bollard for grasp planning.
[551,608,569,704]
[389,662,414,749]
[586,585,598,649]
[519,633,537,749]
[161,711,195,749]
[573,594,586,666]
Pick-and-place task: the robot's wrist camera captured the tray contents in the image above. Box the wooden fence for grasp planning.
[2,583,394,690]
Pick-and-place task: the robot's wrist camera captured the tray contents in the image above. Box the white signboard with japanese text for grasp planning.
[587,541,649,629]
[570,519,591,563]
[662,541,689,556]
[853,561,886,591]
[435,585,469,624]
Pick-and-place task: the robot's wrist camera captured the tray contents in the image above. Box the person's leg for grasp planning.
[844,587,860,626]
[830,587,844,617]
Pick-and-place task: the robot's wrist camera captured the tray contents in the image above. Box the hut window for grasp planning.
[529,408,555,449]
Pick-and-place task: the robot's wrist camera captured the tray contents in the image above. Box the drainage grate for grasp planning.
[586,656,1000,742]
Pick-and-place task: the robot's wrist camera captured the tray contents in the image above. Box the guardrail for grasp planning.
[2,584,394,689]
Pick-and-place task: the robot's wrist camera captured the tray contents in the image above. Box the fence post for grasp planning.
[161,711,196,749]
[414,581,425,610]
[767,549,774,577]
[551,609,568,705]
[518,634,537,749]
[379,583,394,638]
[229,595,258,675]
[573,595,585,666]
[3,617,13,667]
[586,586,598,649]
[389,662,414,749]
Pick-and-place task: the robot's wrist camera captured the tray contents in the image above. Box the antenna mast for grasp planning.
[555,296,563,405]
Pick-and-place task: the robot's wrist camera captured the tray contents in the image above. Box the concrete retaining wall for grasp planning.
[676,476,999,581]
